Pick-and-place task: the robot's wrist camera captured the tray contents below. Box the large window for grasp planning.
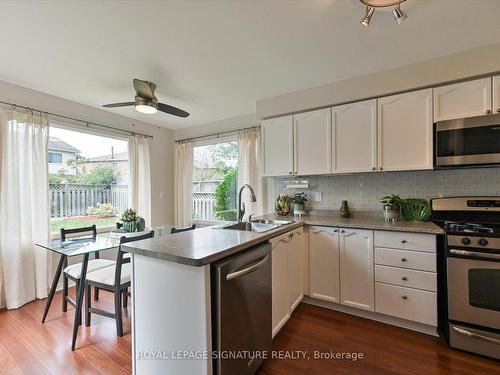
[192,139,238,221]
[48,125,129,233]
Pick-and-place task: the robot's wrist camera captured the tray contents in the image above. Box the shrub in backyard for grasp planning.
[86,202,118,217]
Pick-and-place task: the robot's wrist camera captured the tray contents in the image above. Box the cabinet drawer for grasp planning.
[374,247,436,272]
[374,231,435,252]
[375,265,436,292]
[375,283,437,326]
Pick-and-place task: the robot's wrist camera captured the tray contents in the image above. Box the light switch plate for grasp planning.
[315,192,322,202]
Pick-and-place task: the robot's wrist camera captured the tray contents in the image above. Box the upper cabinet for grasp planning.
[492,75,500,115]
[433,77,492,122]
[332,99,377,173]
[378,88,433,171]
[294,108,332,175]
[262,116,294,176]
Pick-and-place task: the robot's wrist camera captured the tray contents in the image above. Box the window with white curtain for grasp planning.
[192,138,238,222]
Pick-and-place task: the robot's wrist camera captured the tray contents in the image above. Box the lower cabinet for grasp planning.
[271,227,304,337]
[339,229,375,311]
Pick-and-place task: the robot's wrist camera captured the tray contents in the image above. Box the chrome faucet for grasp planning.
[237,184,257,223]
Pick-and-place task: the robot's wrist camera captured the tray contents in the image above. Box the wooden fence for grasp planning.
[192,192,216,220]
[49,184,128,218]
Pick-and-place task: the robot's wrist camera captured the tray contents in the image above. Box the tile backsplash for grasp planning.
[274,168,500,211]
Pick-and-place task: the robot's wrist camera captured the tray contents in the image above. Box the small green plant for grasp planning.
[291,192,308,204]
[402,198,432,222]
[121,208,138,222]
[275,195,291,216]
[380,194,405,206]
[86,203,118,217]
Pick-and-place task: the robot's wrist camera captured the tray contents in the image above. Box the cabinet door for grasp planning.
[332,99,377,173]
[378,88,433,171]
[294,108,331,175]
[270,232,292,337]
[309,226,340,303]
[493,75,500,115]
[339,228,374,311]
[289,228,304,311]
[433,77,492,121]
[262,116,294,176]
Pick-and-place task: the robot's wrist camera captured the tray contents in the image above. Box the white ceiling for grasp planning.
[1,0,500,129]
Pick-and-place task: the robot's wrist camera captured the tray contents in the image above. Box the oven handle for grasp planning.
[452,327,500,345]
[449,249,500,261]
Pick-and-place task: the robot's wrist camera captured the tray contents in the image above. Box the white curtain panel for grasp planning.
[128,135,152,227]
[238,128,264,219]
[0,109,50,309]
[175,142,193,227]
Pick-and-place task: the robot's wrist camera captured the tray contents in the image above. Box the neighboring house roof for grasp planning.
[48,137,80,154]
[86,151,128,162]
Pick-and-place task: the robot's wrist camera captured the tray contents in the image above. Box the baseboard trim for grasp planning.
[302,296,439,337]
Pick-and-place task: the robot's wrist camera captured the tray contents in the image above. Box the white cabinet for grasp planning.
[309,226,340,303]
[332,99,377,173]
[339,228,374,311]
[493,75,500,115]
[377,88,433,171]
[294,108,332,175]
[433,77,492,121]
[270,228,304,337]
[262,116,294,176]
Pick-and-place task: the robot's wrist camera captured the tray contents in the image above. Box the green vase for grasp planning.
[340,200,350,218]
[123,221,137,233]
[136,217,146,231]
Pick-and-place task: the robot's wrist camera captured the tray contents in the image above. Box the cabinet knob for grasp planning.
[340,229,345,233]
[401,295,408,300]
[401,239,407,244]
[497,108,500,113]
[401,257,407,262]
[372,167,376,171]
[486,109,492,114]
[379,167,383,171]
[289,171,292,175]
[333,229,338,232]
[402,276,408,281]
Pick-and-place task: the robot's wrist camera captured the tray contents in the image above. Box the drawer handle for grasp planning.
[402,295,408,300]
[401,239,407,244]
[401,257,407,262]
[401,276,408,281]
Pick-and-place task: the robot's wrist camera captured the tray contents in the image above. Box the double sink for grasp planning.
[214,219,293,233]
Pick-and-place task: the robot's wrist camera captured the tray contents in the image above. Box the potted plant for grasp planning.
[402,198,432,222]
[291,192,308,217]
[275,195,291,216]
[121,208,146,232]
[380,194,405,222]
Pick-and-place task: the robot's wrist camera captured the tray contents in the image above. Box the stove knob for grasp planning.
[461,238,471,245]
[478,238,489,246]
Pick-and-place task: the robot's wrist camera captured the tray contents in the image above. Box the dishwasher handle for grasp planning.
[226,254,270,281]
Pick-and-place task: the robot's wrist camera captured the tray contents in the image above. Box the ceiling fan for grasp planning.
[103,78,190,118]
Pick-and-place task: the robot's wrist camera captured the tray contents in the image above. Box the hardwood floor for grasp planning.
[0,295,498,375]
[259,303,500,375]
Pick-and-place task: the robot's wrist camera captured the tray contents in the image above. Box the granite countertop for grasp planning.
[123,221,303,267]
[124,213,443,267]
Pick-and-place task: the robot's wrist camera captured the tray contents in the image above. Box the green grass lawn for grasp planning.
[50,216,118,233]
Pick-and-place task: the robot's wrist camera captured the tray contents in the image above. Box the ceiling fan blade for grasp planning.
[102,101,135,108]
[133,78,155,100]
[158,102,190,118]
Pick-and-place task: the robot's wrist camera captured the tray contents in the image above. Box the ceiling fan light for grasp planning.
[393,4,407,24]
[135,104,158,114]
[361,6,375,26]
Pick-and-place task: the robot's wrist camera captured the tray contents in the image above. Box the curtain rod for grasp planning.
[0,100,154,139]
[175,125,260,144]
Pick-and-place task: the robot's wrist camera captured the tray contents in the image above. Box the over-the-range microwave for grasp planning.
[435,114,500,168]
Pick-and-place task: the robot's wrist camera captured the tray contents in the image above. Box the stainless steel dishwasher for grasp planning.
[212,242,272,375]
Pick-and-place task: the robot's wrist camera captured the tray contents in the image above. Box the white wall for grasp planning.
[0,79,175,227]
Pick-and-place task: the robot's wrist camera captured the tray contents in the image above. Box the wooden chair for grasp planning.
[170,224,196,234]
[84,230,155,336]
[61,225,116,316]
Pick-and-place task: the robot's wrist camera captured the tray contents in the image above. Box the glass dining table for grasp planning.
[36,232,121,350]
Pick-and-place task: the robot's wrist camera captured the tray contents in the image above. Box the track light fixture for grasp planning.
[360,0,407,26]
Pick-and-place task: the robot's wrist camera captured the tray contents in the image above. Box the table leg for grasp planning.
[42,254,66,323]
[71,253,89,351]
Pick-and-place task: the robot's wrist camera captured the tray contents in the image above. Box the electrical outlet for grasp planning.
[315,192,322,202]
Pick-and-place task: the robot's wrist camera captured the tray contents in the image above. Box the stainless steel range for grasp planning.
[432,197,500,360]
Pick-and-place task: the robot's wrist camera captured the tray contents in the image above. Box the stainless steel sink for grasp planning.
[250,219,294,225]
[215,221,279,233]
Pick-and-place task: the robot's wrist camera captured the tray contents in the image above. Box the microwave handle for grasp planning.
[449,249,500,261]
[452,327,500,346]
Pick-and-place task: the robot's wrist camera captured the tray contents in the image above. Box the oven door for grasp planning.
[447,254,500,330]
[436,115,500,166]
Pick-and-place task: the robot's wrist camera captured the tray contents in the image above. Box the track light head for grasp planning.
[361,6,375,26]
[393,3,407,24]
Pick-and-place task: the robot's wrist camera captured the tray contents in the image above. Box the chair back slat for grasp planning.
[60,225,97,242]
[171,224,196,234]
